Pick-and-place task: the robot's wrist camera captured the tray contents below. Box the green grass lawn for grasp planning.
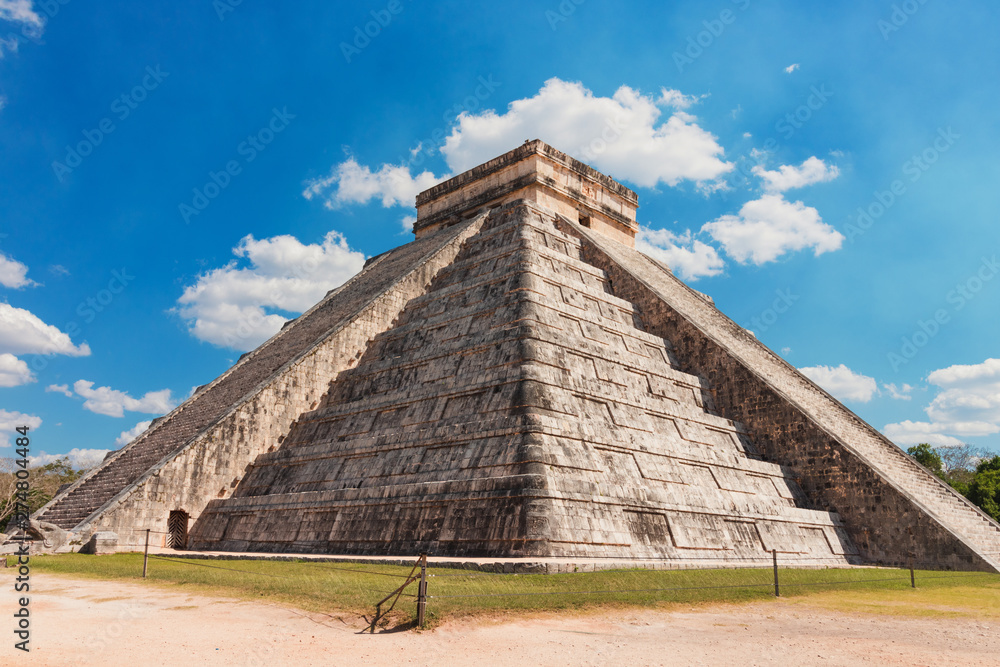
[8,553,1000,628]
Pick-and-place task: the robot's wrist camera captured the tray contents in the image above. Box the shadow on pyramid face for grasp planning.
[186,199,862,565]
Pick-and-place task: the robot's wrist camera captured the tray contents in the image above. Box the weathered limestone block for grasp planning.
[84,531,119,555]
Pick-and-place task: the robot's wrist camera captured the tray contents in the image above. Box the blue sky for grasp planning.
[1,0,998,467]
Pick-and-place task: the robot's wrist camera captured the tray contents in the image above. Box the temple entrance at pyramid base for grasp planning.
[168,510,189,550]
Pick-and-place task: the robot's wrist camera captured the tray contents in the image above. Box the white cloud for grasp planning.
[0,0,42,28]
[785,63,800,74]
[116,420,151,446]
[883,382,913,401]
[176,231,366,351]
[400,214,418,232]
[304,78,733,210]
[441,78,731,188]
[30,448,111,470]
[882,421,974,448]
[0,251,36,288]
[45,383,73,397]
[0,302,90,356]
[72,380,176,418]
[799,364,878,403]
[702,194,844,264]
[752,157,840,193]
[883,358,1000,447]
[0,409,41,447]
[656,88,704,110]
[636,227,724,281]
[303,158,442,209]
[0,352,32,386]
[924,358,1000,430]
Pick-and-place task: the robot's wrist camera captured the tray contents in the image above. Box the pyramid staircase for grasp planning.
[190,201,860,563]
[34,220,483,534]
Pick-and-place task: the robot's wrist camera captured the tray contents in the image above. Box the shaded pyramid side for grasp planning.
[190,201,858,563]
[566,216,1000,572]
[33,219,483,546]
[493,209,856,561]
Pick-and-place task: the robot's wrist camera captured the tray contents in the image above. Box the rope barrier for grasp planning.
[912,572,999,581]
[776,576,910,588]
[425,554,865,564]
[427,567,766,578]
[429,581,777,599]
[305,563,417,579]
[145,554,415,607]
[146,555,295,580]
[425,571,975,600]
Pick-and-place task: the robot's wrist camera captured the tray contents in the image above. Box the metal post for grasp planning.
[417,553,428,628]
[142,529,150,578]
[772,549,780,597]
[910,557,916,589]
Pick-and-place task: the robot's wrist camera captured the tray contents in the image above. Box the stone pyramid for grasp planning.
[36,141,1000,571]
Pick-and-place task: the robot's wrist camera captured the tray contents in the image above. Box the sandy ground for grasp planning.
[1,574,998,666]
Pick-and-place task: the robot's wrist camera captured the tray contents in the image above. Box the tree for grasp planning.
[0,458,18,531]
[903,444,1000,517]
[976,455,1000,475]
[967,469,1000,522]
[907,443,944,478]
[939,444,992,492]
[0,457,88,531]
[27,458,85,511]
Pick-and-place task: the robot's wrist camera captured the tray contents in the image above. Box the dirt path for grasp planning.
[2,574,998,666]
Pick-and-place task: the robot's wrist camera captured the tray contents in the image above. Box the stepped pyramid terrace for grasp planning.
[29,140,1000,572]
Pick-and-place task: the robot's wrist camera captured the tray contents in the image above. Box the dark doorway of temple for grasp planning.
[168,510,189,550]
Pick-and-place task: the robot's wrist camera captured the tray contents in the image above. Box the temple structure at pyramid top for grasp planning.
[30,140,1000,573]
[413,140,639,246]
